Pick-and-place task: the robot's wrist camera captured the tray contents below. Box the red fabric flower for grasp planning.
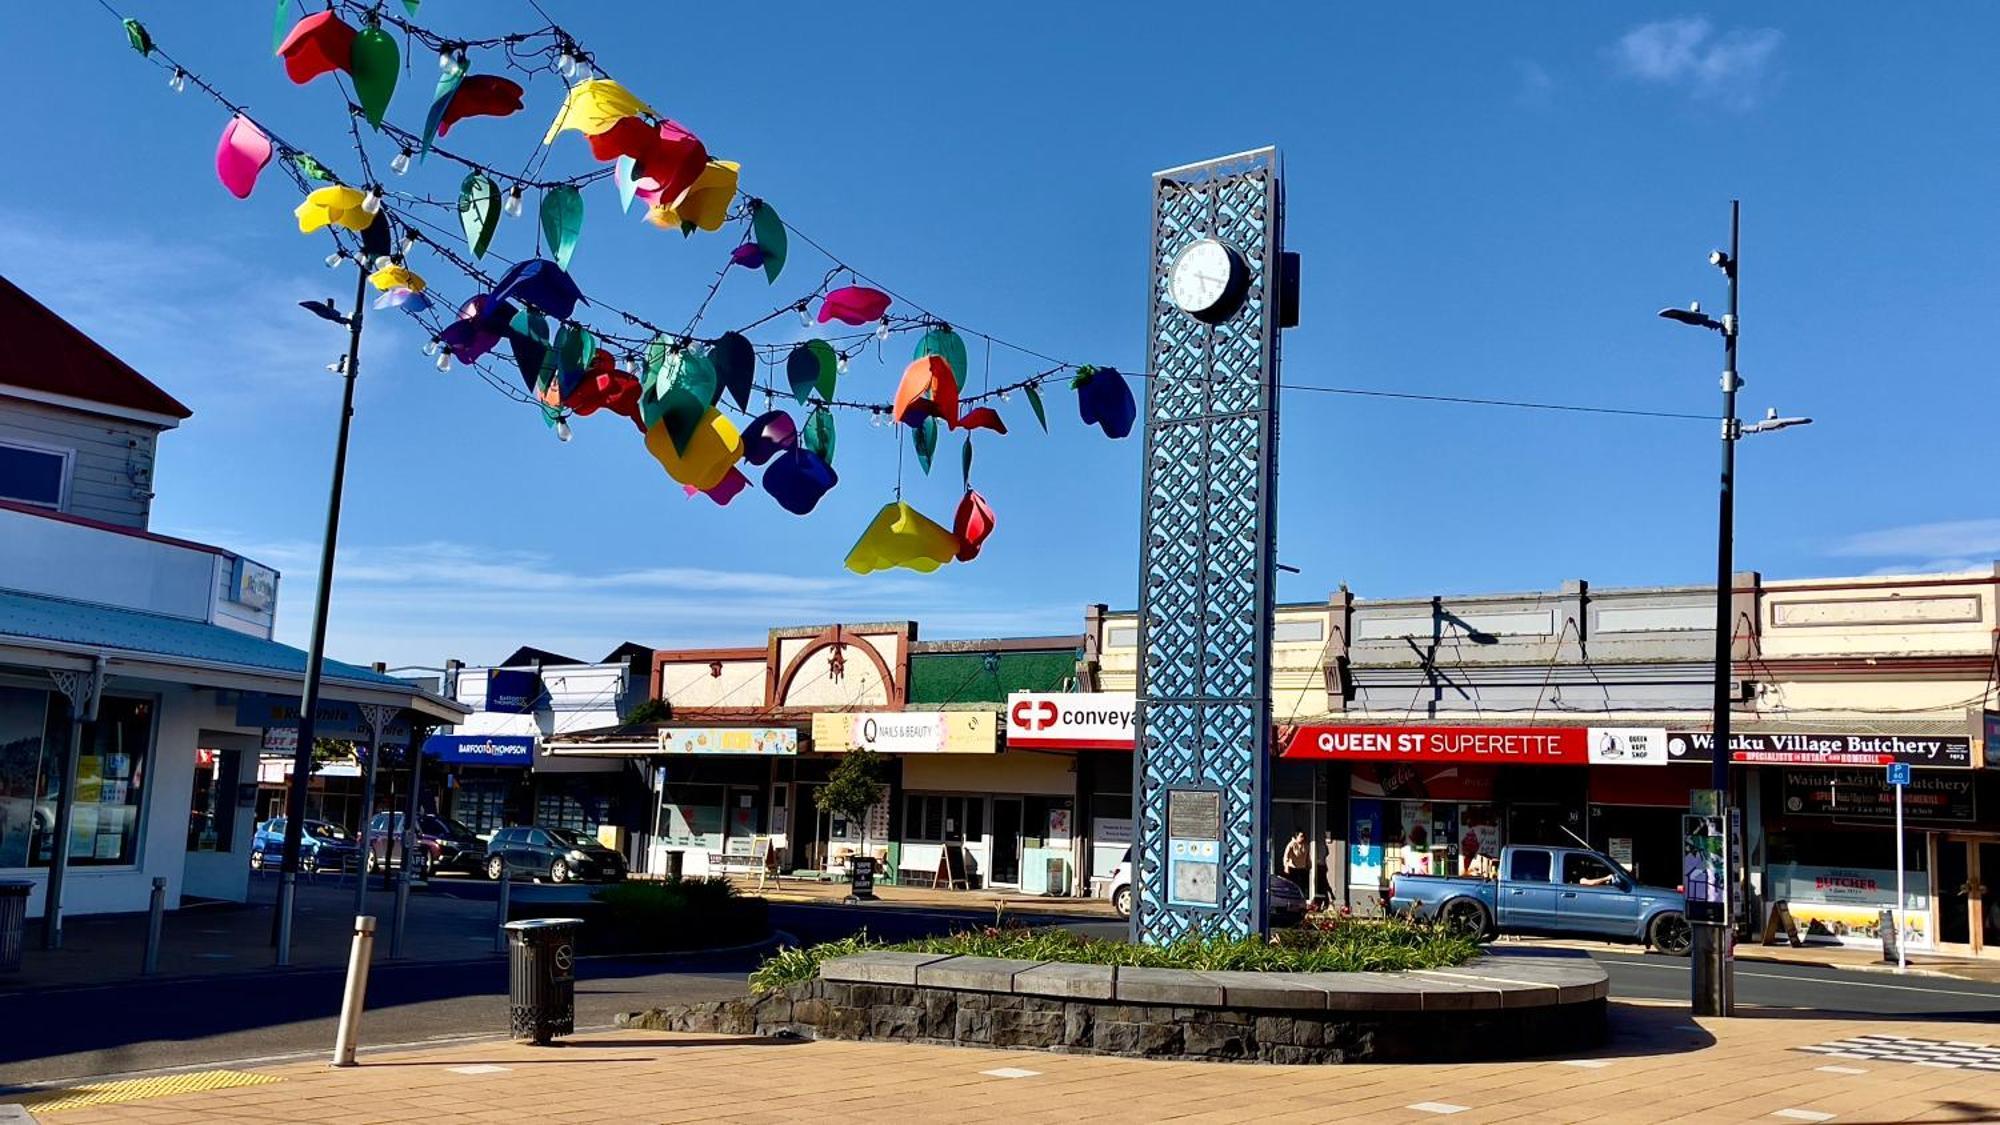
[276,10,355,85]
[438,76,525,136]
[952,488,996,562]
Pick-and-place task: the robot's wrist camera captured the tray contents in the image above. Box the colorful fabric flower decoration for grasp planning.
[490,258,584,320]
[567,365,643,421]
[645,408,742,491]
[593,118,708,208]
[436,294,515,362]
[1075,365,1137,439]
[762,447,837,515]
[276,10,355,85]
[729,242,765,270]
[373,287,431,313]
[544,79,657,143]
[742,410,798,466]
[893,356,960,428]
[845,501,959,575]
[952,488,996,562]
[214,115,273,200]
[956,406,1007,434]
[686,466,751,506]
[437,75,525,136]
[646,160,739,233]
[367,264,425,292]
[818,286,892,326]
[294,185,375,233]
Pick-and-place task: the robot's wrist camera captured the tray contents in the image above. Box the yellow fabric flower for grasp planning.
[644,409,742,492]
[844,501,958,575]
[367,264,425,292]
[543,79,657,143]
[294,186,374,233]
[648,160,739,232]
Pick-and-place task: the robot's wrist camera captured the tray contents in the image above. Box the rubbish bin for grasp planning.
[504,917,583,1045]
[0,880,31,973]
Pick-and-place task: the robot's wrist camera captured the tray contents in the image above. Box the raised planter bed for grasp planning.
[621,948,1609,1063]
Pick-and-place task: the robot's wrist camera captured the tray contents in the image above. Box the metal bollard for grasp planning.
[494,857,511,953]
[390,868,410,959]
[142,877,165,975]
[275,872,296,967]
[331,915,377,1067]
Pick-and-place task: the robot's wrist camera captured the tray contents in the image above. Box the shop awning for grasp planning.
[0,588,467,723]
[543,721,804,757]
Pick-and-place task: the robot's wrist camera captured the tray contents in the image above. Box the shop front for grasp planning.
[1005,691,1133,893]
[1284,724,1685,914]
[1669,728,1981,954]
[652,725,796,877]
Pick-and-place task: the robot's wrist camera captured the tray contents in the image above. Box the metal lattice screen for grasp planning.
[1132,149,1283,943]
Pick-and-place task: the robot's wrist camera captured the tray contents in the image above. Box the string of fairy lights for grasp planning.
[97,1,1711,571]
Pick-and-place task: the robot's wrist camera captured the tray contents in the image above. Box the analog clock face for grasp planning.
[1168,238,1247,322]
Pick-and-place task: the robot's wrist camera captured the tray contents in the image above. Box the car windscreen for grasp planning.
[545,827,593,848]
[422,815,475,839]
[306,821,350,841]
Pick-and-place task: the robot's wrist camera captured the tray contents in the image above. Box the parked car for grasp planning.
[1387,844,1690,954]
[1103,848,1309,927]
[365,812,485,877]
[249,817,359,873]
[484,825,628,883]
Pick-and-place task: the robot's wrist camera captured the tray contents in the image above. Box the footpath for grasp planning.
[1496,933,2000,985]
[4,1001,1996,1123]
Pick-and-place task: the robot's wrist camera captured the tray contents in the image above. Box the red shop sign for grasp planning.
[1285,725,1588,764]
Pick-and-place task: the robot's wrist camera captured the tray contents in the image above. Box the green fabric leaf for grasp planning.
[809,339,838,399]
[122,18,153,56]
[787,340,836,404]
[293,153,334,182]
[682,350,720,409]
[750,199,787,284]
[652,350,712,453]
[961,436,973,487]
[913,415,939,475]
[420,68,465,159]
[539,403,562,430]
[350,26,399,129]
[458,172,498,259]
[539,186,584,271]
[913,327,969,390]
[1024,384,1048,431]
[553,323,593,384]
[400,0,422,14]
[707,331,756,412]
[803,407,836,466]
[643,335,668,384]
[1069,363,1097,390]
[271,0,291,52]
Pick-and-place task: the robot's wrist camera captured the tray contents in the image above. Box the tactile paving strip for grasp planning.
[12,1069,282,1112]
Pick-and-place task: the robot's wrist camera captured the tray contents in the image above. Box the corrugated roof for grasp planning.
[0,588,411,691]
[0,275,192,420]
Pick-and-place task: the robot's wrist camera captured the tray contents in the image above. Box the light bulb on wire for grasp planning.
[503,186,525,217]
[435,351,452,372]
[439,47,467,77]
[797,305,813,328]
[360,188,382,216]
[167,68,188,93]
[389,149,413,176]
[324,251,344,269]
[556,49,577,78]
[399,232,418,257]
[875,321,891,342]
[837,355,849,375]
[555,417,573,443]
[422,339,440,356]
[370,255,394,272]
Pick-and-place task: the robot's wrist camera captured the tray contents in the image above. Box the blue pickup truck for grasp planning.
[1387,845,1690,954]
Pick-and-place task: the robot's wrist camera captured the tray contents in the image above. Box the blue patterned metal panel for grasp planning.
[1132,149,1283,943]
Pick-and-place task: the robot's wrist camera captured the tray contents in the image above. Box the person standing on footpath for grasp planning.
[1282,830,1311,894]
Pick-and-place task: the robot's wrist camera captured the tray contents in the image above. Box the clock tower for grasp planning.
[1132,148,1293,944]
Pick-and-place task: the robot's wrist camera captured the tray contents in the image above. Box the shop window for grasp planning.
[0,688,150,869]
[904,794,983,843]
[1509,849,1553,883]
[455,781,509,835]
[536,791,605,835]
[659,783,724,848]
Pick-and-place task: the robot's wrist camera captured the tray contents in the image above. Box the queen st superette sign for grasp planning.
[1281,726,1672,765]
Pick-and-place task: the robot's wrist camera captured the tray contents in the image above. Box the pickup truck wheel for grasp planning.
[1650,911,1692,956]
[1441,899,1491,940]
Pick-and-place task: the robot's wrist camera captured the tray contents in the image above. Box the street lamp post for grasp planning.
[1657,201,1809,1017]
[274,263,370,967]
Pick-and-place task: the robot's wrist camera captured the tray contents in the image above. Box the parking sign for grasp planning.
[1886,762,1911,786]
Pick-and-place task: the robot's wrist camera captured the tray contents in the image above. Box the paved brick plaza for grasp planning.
[16,1001,1998,1123]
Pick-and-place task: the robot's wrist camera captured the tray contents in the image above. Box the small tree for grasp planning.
[818,747,887,867]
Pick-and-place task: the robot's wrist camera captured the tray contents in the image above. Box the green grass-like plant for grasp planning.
[748,912,1477,994]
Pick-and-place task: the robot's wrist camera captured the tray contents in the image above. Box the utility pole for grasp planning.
[276,262,369,967]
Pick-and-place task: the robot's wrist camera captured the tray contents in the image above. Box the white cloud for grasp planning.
[1514,60,1555,108]
[1610,17,1784,109]
[161,531,1080,669]
[1828,519,2000,576]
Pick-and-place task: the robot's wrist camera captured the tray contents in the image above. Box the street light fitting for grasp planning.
[1743,407,1812,434]
[298,298,351,327]
[1658,303,1724,331]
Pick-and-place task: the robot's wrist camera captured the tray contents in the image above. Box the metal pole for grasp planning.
[1692,200,1741,1018]
[43,657,104,950]
[494,857,511,953]
[142,876,165,975]
[353,728,382,923]
[390,731,424,959]
[1894,782,1906,974]
[278,263,370,967]
[331,915,377,1067]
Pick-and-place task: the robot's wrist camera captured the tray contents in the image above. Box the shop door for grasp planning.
[796,784,832,873]
[1980,844,2000,955]
[727,788,760,840]
[991,798,1023,886]
[1941,840,1999,955]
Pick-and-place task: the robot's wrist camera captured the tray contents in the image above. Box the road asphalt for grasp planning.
[2,898,1995,1090]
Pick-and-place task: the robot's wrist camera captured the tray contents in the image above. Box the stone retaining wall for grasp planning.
[620,950,1609,1064]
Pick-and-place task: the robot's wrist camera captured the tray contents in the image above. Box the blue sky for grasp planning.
[3,4,1995,670]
